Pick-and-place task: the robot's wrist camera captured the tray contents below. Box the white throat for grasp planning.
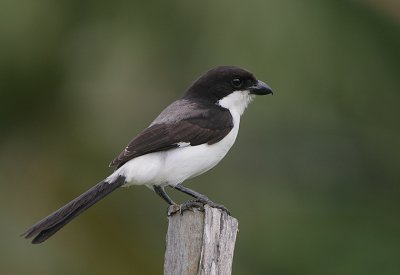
[217,90,255,116]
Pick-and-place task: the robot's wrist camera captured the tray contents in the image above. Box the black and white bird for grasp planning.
[23,66,272,244]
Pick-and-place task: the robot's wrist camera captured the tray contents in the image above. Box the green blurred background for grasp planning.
[1,0,400,274]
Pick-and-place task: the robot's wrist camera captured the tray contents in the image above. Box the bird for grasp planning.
[22,65,273,244]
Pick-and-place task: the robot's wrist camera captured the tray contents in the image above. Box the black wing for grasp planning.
[110,107,233,168]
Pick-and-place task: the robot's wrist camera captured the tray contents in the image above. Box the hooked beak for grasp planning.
[249,80,273,95]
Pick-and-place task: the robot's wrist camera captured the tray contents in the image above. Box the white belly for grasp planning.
[107,112,240,187]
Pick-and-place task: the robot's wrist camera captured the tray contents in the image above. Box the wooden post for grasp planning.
[164,205,239,275]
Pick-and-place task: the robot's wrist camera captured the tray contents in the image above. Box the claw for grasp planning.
[205,201,231,215]
[167,198,231,216]
[193,196,231,215]
[167,204,181,216]
[180,200,205,214]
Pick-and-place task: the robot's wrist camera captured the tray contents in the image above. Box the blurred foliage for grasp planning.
[1,0,400,274]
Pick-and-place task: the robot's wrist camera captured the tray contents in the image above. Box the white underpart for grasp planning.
[217,90,255,116]
[106,90,255,187]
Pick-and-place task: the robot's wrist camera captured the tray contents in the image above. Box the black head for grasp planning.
[183,66,272,102]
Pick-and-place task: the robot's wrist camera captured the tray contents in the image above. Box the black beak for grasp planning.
[249,80,273,95]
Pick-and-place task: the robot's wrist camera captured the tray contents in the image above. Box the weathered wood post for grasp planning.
[164,205,239,275]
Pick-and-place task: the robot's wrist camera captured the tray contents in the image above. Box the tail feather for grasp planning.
[22,175,126,244]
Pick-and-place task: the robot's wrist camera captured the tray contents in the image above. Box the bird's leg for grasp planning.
[154,185,176,205]
[153,186,180,216]
[173,184,230,215]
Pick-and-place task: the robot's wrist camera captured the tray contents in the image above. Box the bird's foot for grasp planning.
[167,204,181,216]
[179,199,205,213]
[202,199,231,215]
[170,198,230,216]
[167,200,204,216]
[167,198,231,216]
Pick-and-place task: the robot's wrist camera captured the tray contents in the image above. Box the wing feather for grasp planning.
[110,106,233,168]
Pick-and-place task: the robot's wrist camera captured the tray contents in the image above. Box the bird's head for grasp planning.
[184,66,272,115]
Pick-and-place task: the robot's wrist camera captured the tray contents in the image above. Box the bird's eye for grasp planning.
[231,78,243,88]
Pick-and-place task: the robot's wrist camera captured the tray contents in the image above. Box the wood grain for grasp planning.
[164,205,239,275]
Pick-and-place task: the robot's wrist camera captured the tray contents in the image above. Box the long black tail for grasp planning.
[22,175,126,244]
